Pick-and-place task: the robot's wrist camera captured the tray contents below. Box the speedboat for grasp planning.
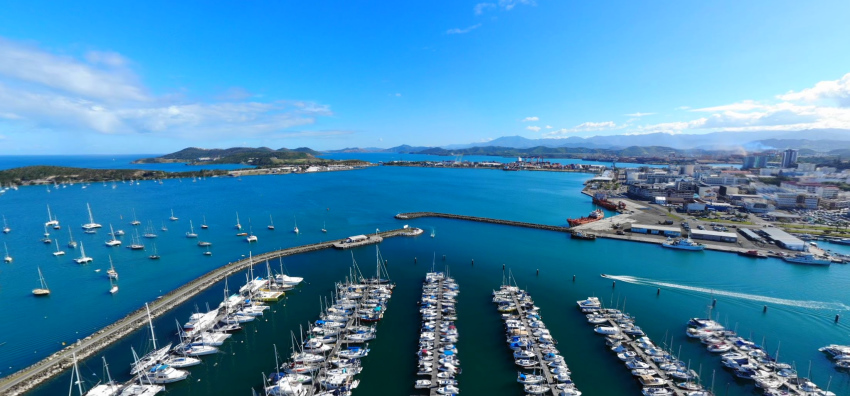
[139,364,188,384]
[517,372,545,384]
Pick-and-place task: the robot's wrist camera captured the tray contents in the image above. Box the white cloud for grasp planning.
[0,37,335,139]
[526,125,541,132]
[624,112,655,117]
[545,125,552,129]
[498,0,536,11]
[542,121,619,137]
[522,116,539,122]
[778,73,850,106]
[690,100,764,113]
[474,3,496,15]
[446,24,482,35]
[395,93,401,97]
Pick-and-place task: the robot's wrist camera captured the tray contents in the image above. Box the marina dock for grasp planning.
[0,228,417,396]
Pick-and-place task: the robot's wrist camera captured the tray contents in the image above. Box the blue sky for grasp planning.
[0,0,849,154]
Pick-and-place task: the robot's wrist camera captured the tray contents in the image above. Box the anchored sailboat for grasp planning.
[107,256,119,280]
[106,224,122,247]
[75,242,93,264]
[169,209,178,221]
[2,214,10,233]
[293,216,299,234]
[130,209,141,226]
[82,203,102,230]
[32,267,50,296]
[149,243,160,260]
[53,239,65,256]
[268,214,275,230]
[67,227,77,248]
[322,221,327,233]
[201,215,208,229]
[45,204,60,229]
[186,220,198,238]
[3,242,11,263]
[235,212,242,230]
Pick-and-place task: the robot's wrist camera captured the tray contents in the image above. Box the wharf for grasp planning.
[332,235,384,249]
[507,288,558,395]
[602,318,690,396]
[427,277,446,396]
[0,228,415,396]
[395,212,571,233]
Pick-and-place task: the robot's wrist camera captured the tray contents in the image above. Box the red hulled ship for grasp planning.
[567,209,604,227]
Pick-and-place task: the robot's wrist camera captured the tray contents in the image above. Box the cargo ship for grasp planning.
[737,250,767,258]
[567,209,604,227]
[593,193,626,211]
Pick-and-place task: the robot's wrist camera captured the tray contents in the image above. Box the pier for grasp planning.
[427,277,446,396]
[508,288,559,395]
[395,212,572,233]
[0,227,418,396]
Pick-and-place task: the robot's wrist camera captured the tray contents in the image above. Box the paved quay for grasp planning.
[395,212,572,233]
[0,227,419,396]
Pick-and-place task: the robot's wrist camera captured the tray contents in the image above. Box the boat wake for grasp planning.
[603,274,850,311]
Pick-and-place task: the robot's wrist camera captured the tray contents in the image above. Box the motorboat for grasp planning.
[662,237,704,251]
[139,364,188,384]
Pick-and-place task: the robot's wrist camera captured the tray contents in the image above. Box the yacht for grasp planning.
[32,267,50,296]
[163,356,201,368]
[662,237,705,251]
[106,225,122,247]
[130,209,141,226]
[131,304,173,375]
[53,239,66,256]
[45,204,60,228]
[783,252,831,266]
[67,227,78,248]
[268,214,275,230]
[3,242,11,263]
[82,203,103,230]
[139,364,188,384]
[149,243,161,260]
[185,220,198,238]
[576,296,602,312]
[275,273,304,286]
[107,257,119,280]
[2,215,10,233]
[143,221,157,238]
[293,216,299,234]
[201,215,208,229]
[85,357,121,396]
[169,209,178,221]
[75,242,93,264]
[109,279,119,294]
[235,212,242,230]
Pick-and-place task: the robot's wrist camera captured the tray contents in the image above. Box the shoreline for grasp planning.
[0,227,419,396]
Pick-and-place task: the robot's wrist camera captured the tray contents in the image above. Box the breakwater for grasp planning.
[0,227,417,396]
[395,212,572,233]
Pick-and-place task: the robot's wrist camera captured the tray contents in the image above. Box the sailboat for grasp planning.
[67,227,78,248]
[124,350,166,395]
[203,246,212,256]
[431,228,435,238]
[2,214,10,233]
[45,204,60,229]
[3,242,11,263]
[169,209,178,221]
[235,212,242,230]
[143,221,157,238]
[106,224,122,247]
[160,221,168,232]
[109,277,119,294]
[128,229,144,250]
[53,239,65,256]
[130,209,141,226]
[293,216,299,234]
[185,220,198,238]
[149,243,160,260]
[107,256,119,280]
[75,242,93,264]
[82,203,102,230]
[41,225,52,244]
[246,221,258,242]
[322,221,327,233]
[268,214,275,230]
[201,215,208,229]
[32,267,50,296]
[85,357,122,396]
[130,303,173,376]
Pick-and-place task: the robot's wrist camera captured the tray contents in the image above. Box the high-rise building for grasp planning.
[781,149,798,168]
[742,155,768,170]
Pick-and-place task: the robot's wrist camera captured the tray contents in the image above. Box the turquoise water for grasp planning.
[319,152,672,168]
[1,164,846,395]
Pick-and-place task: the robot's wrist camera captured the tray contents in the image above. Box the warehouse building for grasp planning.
[758,228,806,251]
[689,229,738,243]
[629,223,682,237]
[738,228,764,243]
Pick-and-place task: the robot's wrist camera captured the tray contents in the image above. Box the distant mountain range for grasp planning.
[325,129,850,154]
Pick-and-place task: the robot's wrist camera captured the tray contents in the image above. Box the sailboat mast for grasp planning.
[145,303,157,350]
[73,352,83,395]
[102,357,113,385]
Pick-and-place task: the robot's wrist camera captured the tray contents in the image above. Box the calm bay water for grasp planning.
[0,155,250,172]
[0,157,843,395]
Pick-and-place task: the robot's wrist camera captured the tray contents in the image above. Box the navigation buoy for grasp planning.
[442,255,446,260]
[536,269,539,276]
[763,305,768,313]
[612,281,616,288]
[572,275,576,282]
[384,259,388,266]
[414,257,417,264]
[657,288,661,296]
[836,314,840,323]
[712,299,717,307]
[502,264,505,270]
[471,259,474,266]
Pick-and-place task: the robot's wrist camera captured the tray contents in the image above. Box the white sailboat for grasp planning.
[4,242,13,263]
[75,241,93,264]
[67,227,78,248]
[246,221,257,242]
[106,224,122,247]
[268,214,275,230]
[109,277,119,294]
[203,246,212,256]
[128,230,145,250]
[235,212,242,230]
[82,203,102,230]
[169,209,178,221]
[45,204,60,229]
[107,256,119,280]
[2,214,10,233]
[85,357,122,396]
[201,215,208,229]
[41,224,52,244]
[143,221,157,238]
[293,216,299,234]
[149,243,160,260]
[130,303,173,376]
[322,221,327,233]
[53,239,65,256]
[160,221,168,232]
[32,267,50,296]
[130,209,141,226]
[185,220,198,238]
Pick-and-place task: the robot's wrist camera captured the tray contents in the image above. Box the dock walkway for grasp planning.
[427,277,446,396]
[509,289,559,395]
[0,228,416,396]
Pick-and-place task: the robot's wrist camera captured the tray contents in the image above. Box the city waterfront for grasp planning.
[1,163,848,395]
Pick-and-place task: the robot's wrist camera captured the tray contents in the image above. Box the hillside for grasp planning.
[135,146,328,166]
[0,166,227,185]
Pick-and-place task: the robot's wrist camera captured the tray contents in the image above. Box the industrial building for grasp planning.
[689,229,738,243]
[628,223,682,237]
[738,228,765,243]
[757,228,805,251]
